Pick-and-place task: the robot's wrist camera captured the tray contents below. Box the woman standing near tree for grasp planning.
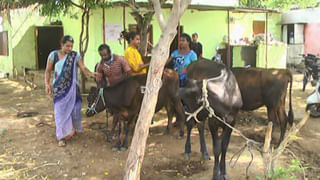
[123,31,149,75]
[45,35,99,147]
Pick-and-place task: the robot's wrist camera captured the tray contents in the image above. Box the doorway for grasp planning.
[36,26,63,69]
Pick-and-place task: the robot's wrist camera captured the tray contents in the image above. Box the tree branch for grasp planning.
[179,0,191,16]
[151,0,165,31]
[71,1,84,9]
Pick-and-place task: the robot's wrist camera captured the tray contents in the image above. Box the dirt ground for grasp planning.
[0,72,320,180]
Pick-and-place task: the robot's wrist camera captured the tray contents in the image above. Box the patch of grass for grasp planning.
[256,160,307,180]
[0,129,7,136]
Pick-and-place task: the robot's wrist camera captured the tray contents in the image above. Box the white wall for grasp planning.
[282,8,320,24]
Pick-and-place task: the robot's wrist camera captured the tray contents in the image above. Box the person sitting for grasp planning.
[123,31,149,75]
[167,33,198,87]
[95,44,131,88]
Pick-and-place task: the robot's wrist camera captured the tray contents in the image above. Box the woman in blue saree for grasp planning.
[45,35,99,146]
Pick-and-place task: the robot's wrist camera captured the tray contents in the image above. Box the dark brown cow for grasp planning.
[86,69,185,151]
[231,67,294,144]
[180,59,243,180]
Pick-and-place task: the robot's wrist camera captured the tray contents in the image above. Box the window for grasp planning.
[0,31,9,56]
[253,21,265,35]
[287,24,294,44]
[128,24,153,54]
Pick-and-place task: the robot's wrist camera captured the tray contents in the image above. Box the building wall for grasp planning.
[256,43,287,68]
[0,13,13,75]
[0,5,284,75]
[230,12,283,68]
[0,6,50,75]
[180,10,228,59]
[305,23,320,55]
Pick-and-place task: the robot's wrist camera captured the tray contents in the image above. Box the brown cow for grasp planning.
[86,69,185,151]
[231,67,294,144]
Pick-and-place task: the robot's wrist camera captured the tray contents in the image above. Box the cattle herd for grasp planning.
[86,59,294,180]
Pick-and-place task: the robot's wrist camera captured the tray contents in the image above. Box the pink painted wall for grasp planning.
[305,23,320,55]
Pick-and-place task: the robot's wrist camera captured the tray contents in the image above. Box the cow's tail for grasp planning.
[288,71,294,126]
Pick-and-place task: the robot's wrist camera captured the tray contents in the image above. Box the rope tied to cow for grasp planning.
[87,88,106,114]
[184,78,265,178]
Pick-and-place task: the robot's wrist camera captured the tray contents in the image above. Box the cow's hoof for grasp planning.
[177,135,183,140]
[202,154,211,161]
[106,137,112,143]
[212,170,221,180]
[164,129,170,135]
[120,147,128,151]
[112,147,120,152]
[184,153,191,160]
[221,175,228,180]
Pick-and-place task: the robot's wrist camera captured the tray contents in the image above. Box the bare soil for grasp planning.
[0,72,319,180]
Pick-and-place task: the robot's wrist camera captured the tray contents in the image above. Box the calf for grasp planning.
[86,69,185,151]
[231,67,294,144]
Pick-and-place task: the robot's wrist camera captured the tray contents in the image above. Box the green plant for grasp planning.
[256,160,307,180]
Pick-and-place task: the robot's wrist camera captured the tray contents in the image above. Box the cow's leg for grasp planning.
[220,117,234,179]
[197,121,210,161]
[107,114,119,142]
[105,110,109,130]
[277,101,287,144]
[267,107,278,144]
[184,120,195,159]
[208,119,221,180]
[112,120,122,152]
[121,120,130,151]
[173,100,185,139]
[165,102,174,134]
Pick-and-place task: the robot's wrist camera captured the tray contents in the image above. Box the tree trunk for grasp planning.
[130,11,154,56]
[138,22,150,56]
[80,8,90,92]
[262,122,273,178]
[260,112,310,178]
[123,1,191,179]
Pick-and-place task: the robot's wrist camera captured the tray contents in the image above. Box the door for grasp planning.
[36,26,63,69]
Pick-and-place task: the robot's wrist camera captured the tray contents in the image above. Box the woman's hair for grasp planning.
[122,30,139,44]
[61,35,74,44]
[180,33,192,45]
[98,44,111,54]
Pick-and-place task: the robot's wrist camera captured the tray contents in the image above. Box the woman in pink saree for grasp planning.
[45,35,99,146]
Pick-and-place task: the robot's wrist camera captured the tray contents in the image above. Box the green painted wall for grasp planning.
[0,13,13,76]
[180,10,228,59]
[10,7,50,73]
[0,5,284,75]
[256,43,287,68]
[230,12,284,68]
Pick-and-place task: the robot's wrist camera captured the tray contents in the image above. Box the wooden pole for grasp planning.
[177,22,181,49]
[265,12,268,68]
[123,4,126,50]
[102,0,106,44]
[262,122,273,178]
[227,9,231,68]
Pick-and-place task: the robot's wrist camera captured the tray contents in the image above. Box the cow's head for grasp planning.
[86,87,106,117]
[179,79,203,113]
